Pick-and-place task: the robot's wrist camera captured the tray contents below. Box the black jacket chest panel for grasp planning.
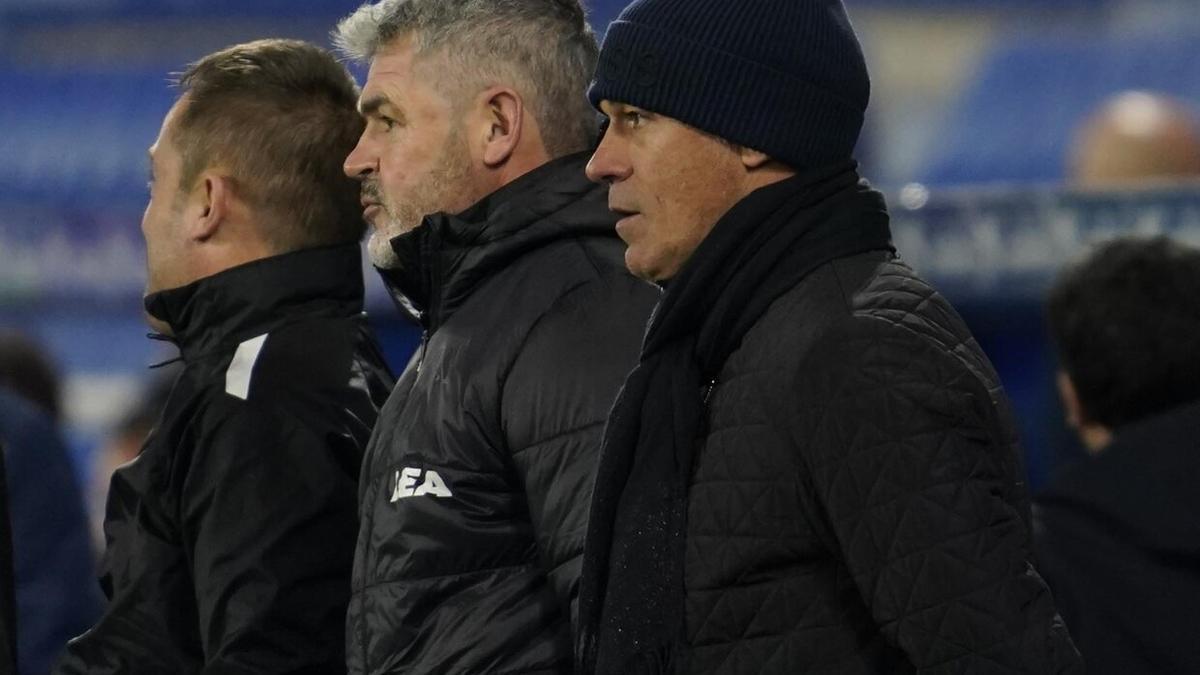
[57,245,395,675]
[359,241,601,582]
[681,252,1078,673]
[349,160,658,674]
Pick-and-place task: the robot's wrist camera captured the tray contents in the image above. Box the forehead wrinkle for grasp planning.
[362,63,427,110]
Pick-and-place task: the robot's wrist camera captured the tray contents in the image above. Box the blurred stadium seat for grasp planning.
[921,31,1200,185]
[0,70,174,206]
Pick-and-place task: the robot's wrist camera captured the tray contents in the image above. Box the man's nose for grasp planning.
[344,134,375,180]
[586,131,632,185]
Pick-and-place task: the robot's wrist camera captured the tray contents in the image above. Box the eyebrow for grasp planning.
[358,95,392,117]
[600,101,633,119]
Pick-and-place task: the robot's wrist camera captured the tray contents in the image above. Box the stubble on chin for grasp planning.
[366,200,427,269]
[362,180,409,269]
[364,127,474,270]
[367,228,402,269]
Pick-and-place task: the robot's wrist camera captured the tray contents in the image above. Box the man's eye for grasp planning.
[622,111,643,127]
[374,115,403,131]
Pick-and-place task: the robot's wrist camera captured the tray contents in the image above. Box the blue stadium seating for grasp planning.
[0,0,1196,492]
[920,31,1200,185]
[0,69,175,206]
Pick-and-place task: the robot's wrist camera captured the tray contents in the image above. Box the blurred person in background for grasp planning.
[55,39,395,674]
[0,332,65,424]
[334,0,657,671]
[1037,235,1200,674]
[0,332,101,675]
[85,366,179,546]
[577,0,1082,671]
[1,443,16,675]
[1069,91,1200,188]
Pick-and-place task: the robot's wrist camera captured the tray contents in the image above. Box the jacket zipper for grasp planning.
[702,376,718,408]
[413,223,439,377]
[415,330,430,373]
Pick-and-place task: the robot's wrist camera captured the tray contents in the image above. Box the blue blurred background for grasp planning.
[1,0,1199,528]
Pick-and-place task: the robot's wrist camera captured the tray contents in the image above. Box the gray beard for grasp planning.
[367,229,402,270]
[364,125,473,271]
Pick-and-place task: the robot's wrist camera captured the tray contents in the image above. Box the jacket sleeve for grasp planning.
[502,276,654,637]
[180,400,360,674]
[788,317,1082,674]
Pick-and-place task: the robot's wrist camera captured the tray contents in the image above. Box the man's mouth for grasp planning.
[611,206,640,221]
[360,187,382,221]
[611,207,641,237]
[361,182,383,211]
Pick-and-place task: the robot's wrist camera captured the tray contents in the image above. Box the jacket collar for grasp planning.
[643,162,892,370]
[376,151,612,330]
[144,243,365,363]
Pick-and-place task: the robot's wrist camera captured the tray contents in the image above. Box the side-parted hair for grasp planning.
[334,0,599,157]
[174,39,366,251]
[1047,235,1200,428]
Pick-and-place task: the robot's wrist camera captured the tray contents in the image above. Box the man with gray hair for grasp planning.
[335,1,656,672]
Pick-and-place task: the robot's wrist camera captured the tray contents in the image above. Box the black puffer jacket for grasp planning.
[683,250,1080,672]
[55,244,394,674]
[346,153,658,674]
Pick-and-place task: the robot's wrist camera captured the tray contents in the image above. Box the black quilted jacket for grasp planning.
[346,154,658,674]
[684,250,1082,673]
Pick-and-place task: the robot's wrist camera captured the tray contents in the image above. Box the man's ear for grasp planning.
[186,173,231,242]
[1057,370,1085,430]
[478,86,524,168]
[1056,370,1113,453]
[738,146,773,170]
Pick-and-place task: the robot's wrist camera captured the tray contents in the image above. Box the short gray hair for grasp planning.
[334,0,599,157]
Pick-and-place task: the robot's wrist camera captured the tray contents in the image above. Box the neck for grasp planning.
[143,309,174,336]
[144,243,363,359]
[1080,424,1113,454]
[743,162,799,195]
[493,143,553,191]
[191,231,278,285]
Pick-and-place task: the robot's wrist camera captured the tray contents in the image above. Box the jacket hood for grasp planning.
[375,151,613,329]
[144,242,365,363]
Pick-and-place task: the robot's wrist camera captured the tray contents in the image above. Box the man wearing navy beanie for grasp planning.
[577,0,1085,672]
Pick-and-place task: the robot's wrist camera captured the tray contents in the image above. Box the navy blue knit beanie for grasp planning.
[588,0,870,170]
